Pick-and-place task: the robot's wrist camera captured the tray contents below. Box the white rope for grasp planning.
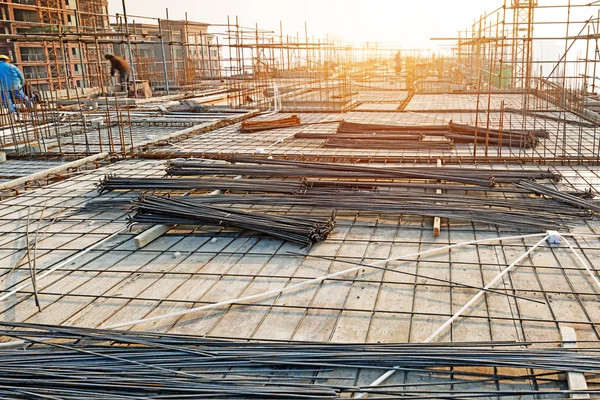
[107,232,547,329]
[354,234,550,398]
[561,235,600,291]
[0,232,554,349]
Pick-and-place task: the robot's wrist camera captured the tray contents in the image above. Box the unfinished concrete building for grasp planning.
[0,0,598,398]
[0,0,109,91]
[110,19,215,90]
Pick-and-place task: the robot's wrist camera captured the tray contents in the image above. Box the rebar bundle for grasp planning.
[337,121,450,134]
[165,162,493,186]
[293,121,545,150]
[305,121,452,149]
[91,158,588,230]
[95,171,593,230]
[323,137,453,150]
[98,174,575,200]
[449,122,541,148]
[131,194,335,248]
[170,193,578,230]
[97,175,541,195]
[240,115,301,133]
[298,132,424,140]
[0,322,599,399]
[518,180,600,214]
[98,175,306,195]
[166,157,562,186]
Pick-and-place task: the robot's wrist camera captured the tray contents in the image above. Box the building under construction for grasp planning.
[0,0,599,398]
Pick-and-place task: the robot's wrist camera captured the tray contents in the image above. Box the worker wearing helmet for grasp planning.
[0,55,25,90]
[0,55,29,112]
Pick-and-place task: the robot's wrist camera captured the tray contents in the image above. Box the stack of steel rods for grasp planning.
[97,175,573,196]
[324,121,452,149]
[240,115,301,133]
[166,162,496,186]
[131,195,335,248]
[174,193,575,230]
[518,180,600,214]
[93,158,590,230]
[94,176,537,195]
[294,121,445,141]
[94,175,593,230]
[294,121,547,151]
[446,132,534,148]
[449,122,550,139]
[337,121,450,134]
[96,176,587,219]
[327,133,425,141]
[295,131,431,139]
[448,122,540,148]
[229,156,562,183]
[98,175,305,195]
[323,137,453,150]
[303,180,531,193]
[166,159,494,186]
[0,322,599,399]
[167,157,561,185]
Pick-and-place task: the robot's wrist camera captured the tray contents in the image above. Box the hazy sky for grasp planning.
[110,0,595,63]
[111,0,500,48]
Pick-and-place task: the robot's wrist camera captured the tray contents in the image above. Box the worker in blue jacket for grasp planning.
[0,55,29,112]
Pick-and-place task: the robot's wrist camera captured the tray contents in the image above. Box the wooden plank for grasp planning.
[134,224,172,249]
[560,326,590,399]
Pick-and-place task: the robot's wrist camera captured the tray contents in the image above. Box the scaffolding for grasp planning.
[0,6,599,397]
[0,1,597,166]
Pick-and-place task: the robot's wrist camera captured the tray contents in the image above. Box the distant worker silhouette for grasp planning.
[394,51,402,76]
[104,54,130,91]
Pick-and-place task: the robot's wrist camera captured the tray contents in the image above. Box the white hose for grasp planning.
[561,235,600,291]
[355,234,551,398]
[107,232,547,329]
[0,231,542,348]
[2,231,597,354]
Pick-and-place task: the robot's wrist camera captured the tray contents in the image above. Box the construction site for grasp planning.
[0,0,600,398]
